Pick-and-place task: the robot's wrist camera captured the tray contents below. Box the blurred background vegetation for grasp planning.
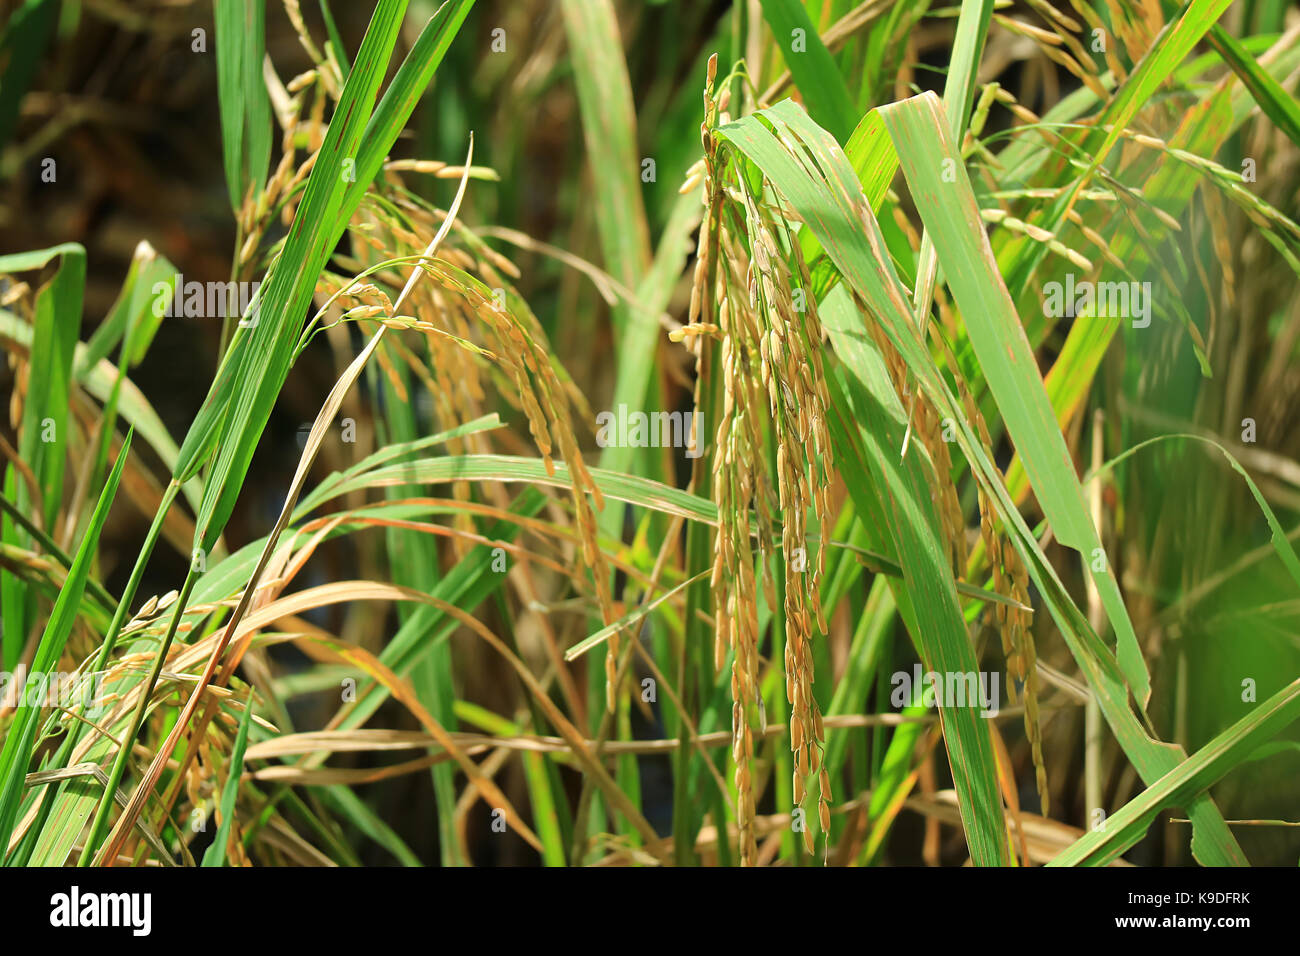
[1,0,1299,866]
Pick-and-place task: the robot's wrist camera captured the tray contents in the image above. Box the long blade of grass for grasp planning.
[902,0,994,452]
[342,0,476,215]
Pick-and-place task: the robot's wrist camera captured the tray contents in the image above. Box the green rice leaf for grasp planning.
[1050,678,1300,866]
[756,0,856,144]
[201,690,256,866]
[0,243,84,669]
[1206,24,1300,151]
[214,0,271,213]
[0,430,130,858]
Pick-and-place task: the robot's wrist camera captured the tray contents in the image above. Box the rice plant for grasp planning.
[0,0,1298,867]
